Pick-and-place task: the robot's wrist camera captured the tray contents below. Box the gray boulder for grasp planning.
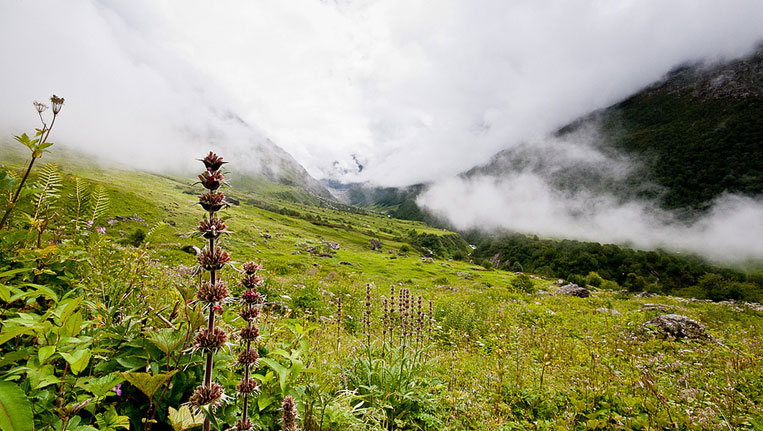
[556,283,591,298]
[643,314,712,340]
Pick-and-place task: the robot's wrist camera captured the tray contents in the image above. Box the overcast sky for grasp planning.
[1,0,762,262]
[1,0,761,183]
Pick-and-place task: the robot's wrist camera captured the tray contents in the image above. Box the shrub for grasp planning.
[511,274,536,293]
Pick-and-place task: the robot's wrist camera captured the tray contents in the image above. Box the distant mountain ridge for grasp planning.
[335,45,763,220]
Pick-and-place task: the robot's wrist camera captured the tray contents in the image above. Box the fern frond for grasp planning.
[31,163,62,218]
[87,185,109,224]
[65,176,90,229]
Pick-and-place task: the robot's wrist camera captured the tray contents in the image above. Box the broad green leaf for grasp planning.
[115,356,145,372]
[0,381,34,431]
[147,328,184,356]
[0,268,35,278]
[77,374,125,397]
[0,327,35,346]
[38,346,56,364]
[60,348,91,375]
[60,312,84,338]
[95,406,130,431]
[0,284,10,303]
[121,370,177,399]
[257,393,275,411]
[55,296,84,326]
[260,357,290,393]
[168,405,205,431]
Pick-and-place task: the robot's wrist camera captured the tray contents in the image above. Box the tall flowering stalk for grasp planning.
[0,95,65,230]
[189,152,230,430]
[235,261,264,430]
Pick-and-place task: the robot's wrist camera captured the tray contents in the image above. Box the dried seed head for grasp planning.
[189,382,224,409]
[241,261,263,275]
[198,170,225,190]
[201,152,226,171]
[198,191,226,212]
[240,325,260,341]
[235,418,253,431]
[50,95,64,114]
[237,348,259,365]
[196,280,229,303]
[193,327,228,352]
[281,395,300,431]
[241,290,263,305]
[236,377,259,395]
[196,246,231,271]
[33,101,48,114]
[197,217,227,239]
[239,305,260,321]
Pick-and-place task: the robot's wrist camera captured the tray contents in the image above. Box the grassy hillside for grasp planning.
[2,148,763,430]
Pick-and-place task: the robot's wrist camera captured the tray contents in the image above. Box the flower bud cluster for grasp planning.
[236,261,266,426]
[189,152,231,421]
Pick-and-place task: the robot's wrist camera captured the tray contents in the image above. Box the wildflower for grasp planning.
[96,226,106,234]
[193,327,228,352]
[237,348,259,365]
[241,274,263,290]
[196,280,229,303]
[241,290,263,304]
[200,152,226,172]
[197,217,227,239]
[198,170,225,190]
[235,418,253,431]
[239,305,260,322]
[240,325,260,341]
[196,246,231,271]
[281,395,300,431]
[198,191,226,212]
[87,220,93,228]
[189,383,225,410]
[236,378,258,395]
[241,261,263,274]
[111,383,122,396]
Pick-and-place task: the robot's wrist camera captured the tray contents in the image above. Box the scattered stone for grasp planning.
[322,241,341,250]
[597,307,621,316]
[555,283,591,298]
[227,197,240,206]
[180,245,198,255]
[421,257,434,264]
[305,246,317,254]
[165,219,176,226]
[324,272,338,281]
[553,279,565,286]
[398,253,409,257]
[370,238,382,251]
[641,303,669,312]
[643,314,712,340]
[338,261,354,266]
[424,249,435,258]
[176,233,188,238]
[262,233,272,239]
[635,291,656,298]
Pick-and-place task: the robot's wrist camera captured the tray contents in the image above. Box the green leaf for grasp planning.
[95,406,130,431]
[13,134,33,150]
[0,381,34,431]
[168,405,205,431]
[121,370,177,399]
[257,393,275,411]
[0,284,10,303]
[60,348,91,375]
[0,327,35,346]
[38,346,56,364]
[77,374,125,397]
[147,328,184,356]
[260,357,290,394]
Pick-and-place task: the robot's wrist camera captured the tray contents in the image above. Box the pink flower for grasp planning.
[112,383,122,396]
[87,220,93,228]
[96,227,106,234]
